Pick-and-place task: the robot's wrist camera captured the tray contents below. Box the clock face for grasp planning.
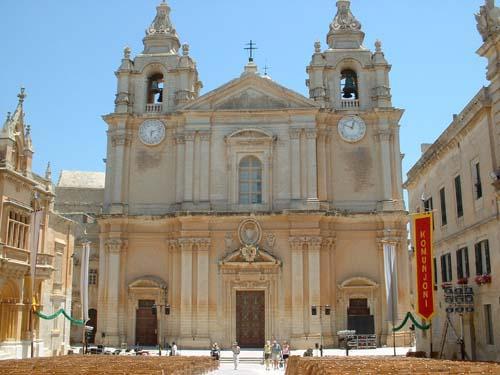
[139,120,166,146]
[338,116,366,143]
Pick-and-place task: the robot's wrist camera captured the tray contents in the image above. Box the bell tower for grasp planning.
[307,0,405,211]
[104,1,202,215]
[113,1,202,117]
[307,0,393,111]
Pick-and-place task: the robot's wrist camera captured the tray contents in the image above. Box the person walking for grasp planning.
[281,341,290,369]
[263,340,272,371]
[211,342,220,361]
[170,342,177,356]
[231,341,240,370]
[271,340,282,370]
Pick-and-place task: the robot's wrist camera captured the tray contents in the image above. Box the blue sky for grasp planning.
[0,0,487,185]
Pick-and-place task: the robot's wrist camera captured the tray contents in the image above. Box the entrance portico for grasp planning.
[219,240,281,348]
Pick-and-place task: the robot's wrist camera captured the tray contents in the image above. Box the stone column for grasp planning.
[100,239,126,346]
[376,238,389,343]
[290,237,304,340]
[377,234,400,344]
[196,239,210,344]
[118,241,129,344]
[306,129,319,207]
[179,239,193,343]
[289,129,301,201]
[377,129,394,206]
[308,237,322,337]
[199,132,211,203]
[184,132,195,203]
[110,130,131,214]
[175,135,185,204]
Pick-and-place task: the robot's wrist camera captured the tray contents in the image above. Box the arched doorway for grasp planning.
[88,309,97,344]
[127,276,167,347]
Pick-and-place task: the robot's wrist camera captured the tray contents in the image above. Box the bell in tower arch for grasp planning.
[341,70,358,99]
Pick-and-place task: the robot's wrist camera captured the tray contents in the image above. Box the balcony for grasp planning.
[340,99,360,109]
[145,103,163,113]
[0,245,54,279]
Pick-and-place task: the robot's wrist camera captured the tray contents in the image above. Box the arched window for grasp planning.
[239,156,262,204]
[147,74,164,104]
[340,69,359,100]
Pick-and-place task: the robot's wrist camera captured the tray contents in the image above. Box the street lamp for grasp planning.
[311,305,331,356]
[152,286,170,355]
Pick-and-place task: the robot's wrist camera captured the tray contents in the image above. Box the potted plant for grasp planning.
[457,277,468,285]
[475,274,492,285]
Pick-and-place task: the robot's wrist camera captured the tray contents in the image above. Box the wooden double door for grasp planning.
[236,291,265,348]
[135,300,157,346]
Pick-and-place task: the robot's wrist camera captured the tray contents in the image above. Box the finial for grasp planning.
[182,43,190,56]
[245,40,258,62]
[124,46,131,59]
[147,0,173,35]
[45,162,52,181]
[375,40,382,52]
[26,124,31,136]
[331,0,361,31]
[6,112,11,121]
[314,41,321,53]
[18,87,26,105]
[264,64,271,75]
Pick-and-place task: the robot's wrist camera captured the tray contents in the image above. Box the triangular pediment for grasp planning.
[181,74,319,111]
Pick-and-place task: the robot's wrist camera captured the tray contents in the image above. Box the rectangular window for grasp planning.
[455,175,464,217]
[484,304,494,345]
[441,253,452,282]
[89,269,98,286]
[473,162,483,200]
[475,240,491,275]
[456,247,469,279]
[439,188,447,226]
[7,212,30,250]
[424,197,435,230]
[54,253,63,285]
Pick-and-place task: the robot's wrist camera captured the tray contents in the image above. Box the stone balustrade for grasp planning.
[145,103,163,113]
[340,99,360,109]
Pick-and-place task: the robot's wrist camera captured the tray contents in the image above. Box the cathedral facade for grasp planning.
[96,0,410,349]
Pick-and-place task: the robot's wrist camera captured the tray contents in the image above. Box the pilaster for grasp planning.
[100,238,127,346]
[179,238,193,342]
[307,237,322,337]
[305,129,319,208]
[183,132,195,203]
[175,135,185,204]
[195,238,210,344]
[199,132,211,203]
[289,129,301,200]
[289,237,304,339]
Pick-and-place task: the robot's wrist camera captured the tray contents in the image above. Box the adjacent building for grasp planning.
[0,91,75,359]
[405,0,500,361]
[54,171,104,345]
[95,0,410,349]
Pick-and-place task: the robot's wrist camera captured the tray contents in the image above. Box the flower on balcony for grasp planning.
[457,277,468,285]
[475,274,492,285]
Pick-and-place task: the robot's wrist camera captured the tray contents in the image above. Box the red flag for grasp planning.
[413,213,435,320]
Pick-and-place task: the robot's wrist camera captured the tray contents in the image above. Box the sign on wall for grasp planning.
[413,213,435,320]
